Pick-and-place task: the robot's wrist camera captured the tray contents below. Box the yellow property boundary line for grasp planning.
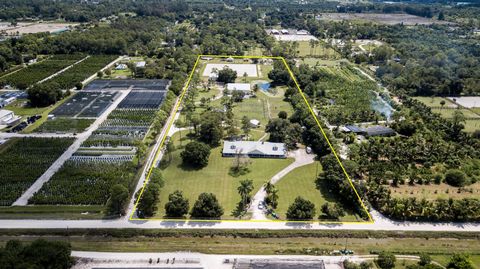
[129,54,374,224]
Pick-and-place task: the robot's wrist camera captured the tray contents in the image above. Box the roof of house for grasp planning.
[345,125,365,133]
[227,83,251,92]
[222,141,286,156]
[365,125,396,136]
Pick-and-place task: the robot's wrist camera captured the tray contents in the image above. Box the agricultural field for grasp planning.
[316,64,387,125]
[0,137,74,206]
[36,118,95,133]
[45,55,118,90]
[50,91,119,117]
[155,130,294,219]
[29,161,137,205]
[0,54,85,89]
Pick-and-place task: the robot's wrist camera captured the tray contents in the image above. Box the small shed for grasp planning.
[250,119,260,128]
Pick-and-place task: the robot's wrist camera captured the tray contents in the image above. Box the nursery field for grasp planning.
[45,55,118,90]
[29,161,137,205]
[0,137,74,206]
[0,54,85,89]
[36,118,95,133]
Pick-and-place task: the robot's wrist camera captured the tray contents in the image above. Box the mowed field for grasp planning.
[275,162,360,221]
[296,41,340,59]
[156,130,294,219]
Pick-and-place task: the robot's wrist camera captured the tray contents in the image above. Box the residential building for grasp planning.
[222,141,286,158]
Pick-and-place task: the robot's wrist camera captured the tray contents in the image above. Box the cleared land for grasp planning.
[202,63,258,77]
[317,13,452,25]
[390,182,480,200]
[156,130,294,219]
[2,22,77,35]
[447,96,480,108]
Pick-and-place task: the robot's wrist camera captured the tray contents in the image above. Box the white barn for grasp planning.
[226,83,251,93]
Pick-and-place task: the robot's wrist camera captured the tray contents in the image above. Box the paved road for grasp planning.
[249,149,315,220]
[12,88,131,206]
[71,251,443,269]
[0,209,479,231]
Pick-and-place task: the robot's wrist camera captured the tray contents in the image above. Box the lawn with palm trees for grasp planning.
[274,162,361,221]
[155,130,294,219]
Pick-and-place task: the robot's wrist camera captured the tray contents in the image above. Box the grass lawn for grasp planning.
[2,235,478,263]
[156,130,294,219]
[296,41,339,59]
[36,118,95,133]
[274,162,360,221]
[413,97,457,108]
[109,69,132,78]
[431,108,479,119]
[0,205,105,220]
[4,99,50,116]
[464,119,480,133]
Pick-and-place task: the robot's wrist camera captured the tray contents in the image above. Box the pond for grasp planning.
[258,82,271,91]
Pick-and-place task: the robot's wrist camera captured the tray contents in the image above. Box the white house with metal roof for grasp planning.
[222,141,286,158]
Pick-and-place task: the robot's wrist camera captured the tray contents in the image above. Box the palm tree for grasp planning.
[309,39,315,56]
[238,179,254,208]
[268,187,279,209]
[264,181,274,194]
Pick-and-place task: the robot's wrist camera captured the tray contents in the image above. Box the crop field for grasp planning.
[51,91,119,117]
[36,118,95,133]
[317,64,385,125]
[29,161,137,205]
[86,108,156,148]
[0,54,85,89]
[84,79,170,91]
[0,137,74,206]
[45,55,118,90]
